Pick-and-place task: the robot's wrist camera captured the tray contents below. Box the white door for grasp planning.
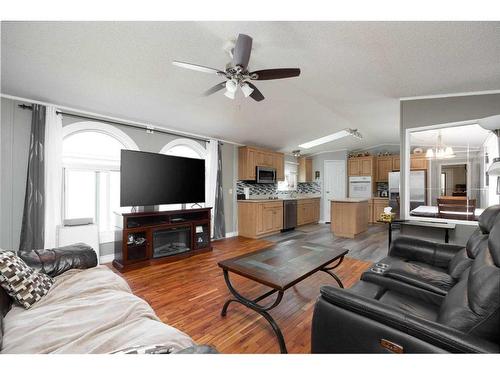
[323,160,347,223]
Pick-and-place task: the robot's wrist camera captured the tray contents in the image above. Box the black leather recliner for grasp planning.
[311,205,500,353]
[361,205,500,303]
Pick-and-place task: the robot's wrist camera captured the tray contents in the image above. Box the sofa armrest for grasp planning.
[389,236,464,268]
[316,286,498,353]
[19,243,98,277]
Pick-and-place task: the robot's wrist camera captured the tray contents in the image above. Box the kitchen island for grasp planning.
[330,198,369,238]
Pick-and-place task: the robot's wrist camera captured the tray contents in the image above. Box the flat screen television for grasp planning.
[120,150,205,207]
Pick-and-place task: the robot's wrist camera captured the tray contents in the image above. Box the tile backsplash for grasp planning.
[237,181,321,196]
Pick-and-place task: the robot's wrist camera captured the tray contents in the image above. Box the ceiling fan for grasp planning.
[172,33,301,102]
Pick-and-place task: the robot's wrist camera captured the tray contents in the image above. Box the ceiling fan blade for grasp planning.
[232,34,252,69]
[246,82,265,102]
[250,68,301,80]
[203,82,227,96]
[172,60,224,75]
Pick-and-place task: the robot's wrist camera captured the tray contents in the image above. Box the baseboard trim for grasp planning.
[99,254,115,264]
[225,231,239,238]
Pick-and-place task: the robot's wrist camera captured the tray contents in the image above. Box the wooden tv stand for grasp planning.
[113,207,212,272]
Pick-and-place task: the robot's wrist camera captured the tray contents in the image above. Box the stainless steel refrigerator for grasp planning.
[388,170,426,215]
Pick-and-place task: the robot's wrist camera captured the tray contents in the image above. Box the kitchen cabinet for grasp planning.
[376,156,393,182]
[238,201,283,238]
[368,200,374,224]
[298,157,313,182]
[392,155,428,171]
[371,198,389,222]
[238,146,285,181]
[392,156,400,171]
[348,156,374,176]
[297,198,320,226]
[273,153,285,181]
[410,155,428,170]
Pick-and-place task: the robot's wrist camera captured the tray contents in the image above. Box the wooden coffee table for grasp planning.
[218,241,348,353]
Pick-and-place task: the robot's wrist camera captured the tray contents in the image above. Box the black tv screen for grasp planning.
[120,150,205,207]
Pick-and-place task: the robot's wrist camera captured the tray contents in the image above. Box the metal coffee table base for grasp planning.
[220,256,345,354]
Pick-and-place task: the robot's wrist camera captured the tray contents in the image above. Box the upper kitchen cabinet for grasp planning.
[238,146,285,181]
[298,157,313,182]
[348,156,374,176]
[392,156,400,171]
[375,156,394,182]
[392,155,428,171]
[410,155,428,170]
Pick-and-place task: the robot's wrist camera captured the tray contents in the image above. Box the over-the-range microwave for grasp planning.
[256,166,276,184]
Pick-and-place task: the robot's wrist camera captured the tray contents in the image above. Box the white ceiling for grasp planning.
[2,21,500,154]
[410,123,492,148]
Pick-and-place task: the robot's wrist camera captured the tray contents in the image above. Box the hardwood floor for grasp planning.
[116,224,384,354]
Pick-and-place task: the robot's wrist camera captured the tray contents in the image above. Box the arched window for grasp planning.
[159,138,207,210]
[62,122,139,242]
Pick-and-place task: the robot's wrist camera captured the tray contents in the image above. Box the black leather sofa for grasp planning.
[311,204,500,353]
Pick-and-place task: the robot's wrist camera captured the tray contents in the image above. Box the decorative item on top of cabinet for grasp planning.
[298,157,313,182]
[238,146,285,181]
[348,156,375,177]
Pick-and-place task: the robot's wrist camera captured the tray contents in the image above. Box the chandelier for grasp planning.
[425,131,455,159]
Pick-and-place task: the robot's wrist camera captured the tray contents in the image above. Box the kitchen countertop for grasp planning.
[238,196,321,203]
[330,198,369,203]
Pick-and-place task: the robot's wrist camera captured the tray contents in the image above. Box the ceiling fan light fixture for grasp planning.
[224,89,235,100]
[225,80,238,93]
[240,82,254,98]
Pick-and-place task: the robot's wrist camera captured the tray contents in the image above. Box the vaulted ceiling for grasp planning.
[2,21,500,154]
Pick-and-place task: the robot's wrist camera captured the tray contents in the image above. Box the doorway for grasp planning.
[323,160,346,223]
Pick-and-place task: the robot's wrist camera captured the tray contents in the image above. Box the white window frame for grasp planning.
[404,120,486,226]
[159,138,207,159]
[62,121,139,243]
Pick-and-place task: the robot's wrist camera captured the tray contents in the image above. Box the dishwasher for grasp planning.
[282,199,297,231]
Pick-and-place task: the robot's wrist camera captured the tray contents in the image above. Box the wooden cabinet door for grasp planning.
[274,153,285,181]
[306,158,313,182]
[368,200,374,224]
[273,207,283,231]
[376,157,392,182]
[348,159,360,176]
[297,202,306,225]
[411,156,427,170]
[312,200,320,222]
[257,203,282,235]
[360,158,373,176]
[298,157,312,182]
[257,204,274,234]
[392,156,400,171]
[247,148,256,179]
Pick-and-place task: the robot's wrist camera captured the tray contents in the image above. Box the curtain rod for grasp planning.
[17,104,211,144]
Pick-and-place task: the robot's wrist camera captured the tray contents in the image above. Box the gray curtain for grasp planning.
[19,104,46,251]
[213,142,226,239]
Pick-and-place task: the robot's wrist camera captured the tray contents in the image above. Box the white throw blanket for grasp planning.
[1,266,194,354]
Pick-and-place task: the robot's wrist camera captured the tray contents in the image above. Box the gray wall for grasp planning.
[1,98,32,250]
[400,93,500,245]
[0,98,237,256]
[311,150,348,221]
